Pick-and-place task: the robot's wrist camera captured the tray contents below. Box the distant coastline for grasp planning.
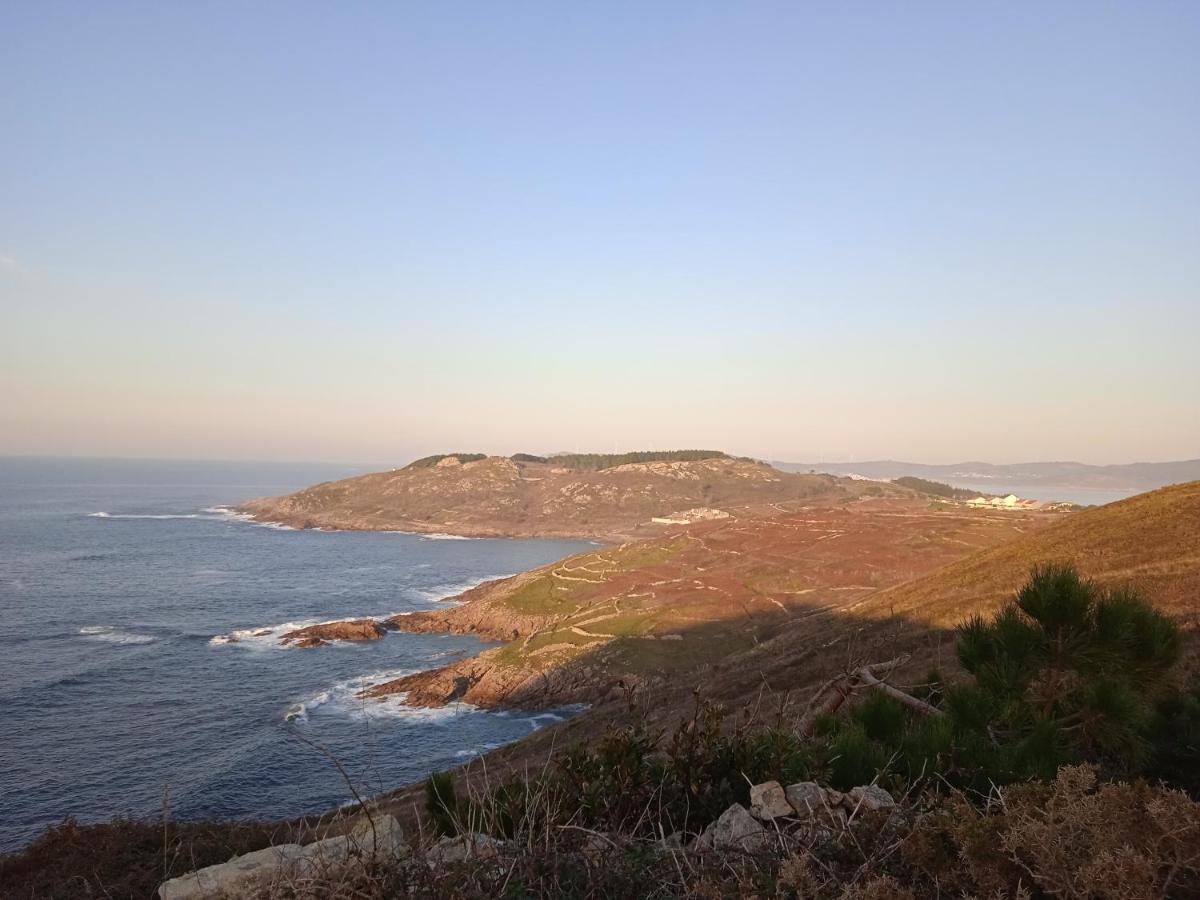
[774,458,1200,503]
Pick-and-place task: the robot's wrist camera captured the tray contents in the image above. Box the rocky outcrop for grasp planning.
[280,619,387,647]
[158,814,408,899]
[762,780,896,829]
[690,782,898,856]
[384,568,557,642]
[360,647,640,709]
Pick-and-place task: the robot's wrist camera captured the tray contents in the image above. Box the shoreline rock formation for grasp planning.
[280,619,388,648]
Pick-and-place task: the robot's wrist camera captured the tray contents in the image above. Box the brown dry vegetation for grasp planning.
[370,496,1057,708]
[870,479,1200,627]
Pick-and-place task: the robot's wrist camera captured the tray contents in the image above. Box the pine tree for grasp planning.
[947,563,1181,779]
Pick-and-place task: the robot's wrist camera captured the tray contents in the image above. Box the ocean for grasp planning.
[0,457,591,853]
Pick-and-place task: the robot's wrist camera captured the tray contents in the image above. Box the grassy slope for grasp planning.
[868,479,1200,627]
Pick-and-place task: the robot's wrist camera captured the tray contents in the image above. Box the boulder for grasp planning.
[158,815,408,899]
[159,845,308,899]
[343,813,410,859]
[749,780,793,821]
[281,619,387,646]
[848,784,895,813]
[693,803,769,852]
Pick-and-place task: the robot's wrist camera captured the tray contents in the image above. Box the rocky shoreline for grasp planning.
[280,618,388,648]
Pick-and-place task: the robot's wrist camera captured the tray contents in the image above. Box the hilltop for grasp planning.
[238,451,887,540]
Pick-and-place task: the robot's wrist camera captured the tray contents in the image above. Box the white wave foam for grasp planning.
[284,669,480,724]
[79,625,155,645]
[211,614,397,650]
[420,533,474,541]
[284,690,331,723]
[210,618,342,649]
[454,742,502,759]
[90,512,208,519]
[522,712,565,731]
[415,574,516,604]
[521,705,586,731]
[90,510,233,521]
[203,507,297,530]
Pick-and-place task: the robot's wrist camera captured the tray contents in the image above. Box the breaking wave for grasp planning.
[89,512,212,520]
[414,574,516,604]
[78,625,156,645]
[209,617,380,650]
[203,507,296,530]
[283,669,478,724]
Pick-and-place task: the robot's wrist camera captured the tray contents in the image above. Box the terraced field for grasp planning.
[376,496,1058,705]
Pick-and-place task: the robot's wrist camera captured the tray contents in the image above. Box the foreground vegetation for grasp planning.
[6,565,1197,898]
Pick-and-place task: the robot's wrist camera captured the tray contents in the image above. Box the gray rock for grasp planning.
[159,844,308,899]
[157,814,409,899]
[425,832,506,866]
[784,781,828,818]
[345,813,410,859]
[824,788,848,809]
[750,780,793,820]
[847,785,895,813]
[693,803,769,852]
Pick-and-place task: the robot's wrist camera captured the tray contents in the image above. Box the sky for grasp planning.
[2,2,1198,466]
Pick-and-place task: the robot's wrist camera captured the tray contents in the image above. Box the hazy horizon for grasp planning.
[4,4,1198,465]
[1,449,1196,470]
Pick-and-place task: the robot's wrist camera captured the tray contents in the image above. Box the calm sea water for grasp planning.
[0,457,590,853]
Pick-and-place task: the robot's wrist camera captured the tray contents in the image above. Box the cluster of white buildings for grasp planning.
[966,494,1037,510]
[651,507,732,525]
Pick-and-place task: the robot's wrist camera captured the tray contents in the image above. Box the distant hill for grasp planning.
[890,476,978,500]
[238,452,887,540]
[775,457,1200,492]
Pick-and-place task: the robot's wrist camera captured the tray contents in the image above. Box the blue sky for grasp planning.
[2,2,1198,464]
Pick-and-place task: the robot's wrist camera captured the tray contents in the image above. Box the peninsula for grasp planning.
[238,451,892,540]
